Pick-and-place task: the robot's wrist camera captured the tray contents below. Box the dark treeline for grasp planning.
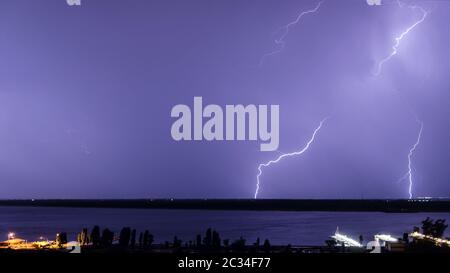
[59,217,450,253]
[77,226,154,249]
[416,217,448,238]
[72,226,274,253]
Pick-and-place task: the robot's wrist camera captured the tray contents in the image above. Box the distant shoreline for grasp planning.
[0,199,450,213]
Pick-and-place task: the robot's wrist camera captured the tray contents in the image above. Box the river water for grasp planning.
[1,206,449,245]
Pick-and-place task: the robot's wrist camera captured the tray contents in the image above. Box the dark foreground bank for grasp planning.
[1,251,447,273]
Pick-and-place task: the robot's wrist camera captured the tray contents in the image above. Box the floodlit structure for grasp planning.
[331,228,363,248]
[375,234,398,243]
[1,232,57,250]
[410,231,450,247]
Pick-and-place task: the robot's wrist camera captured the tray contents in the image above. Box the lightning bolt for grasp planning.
[373,1,428,76]
[254,118,328,199]
[259,1,323,66]
[405,119,423,199]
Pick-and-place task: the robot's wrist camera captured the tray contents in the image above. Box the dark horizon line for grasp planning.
[1,198,450,213]
[0,197,448,201]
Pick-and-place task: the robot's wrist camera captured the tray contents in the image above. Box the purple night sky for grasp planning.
[0,0,449,199]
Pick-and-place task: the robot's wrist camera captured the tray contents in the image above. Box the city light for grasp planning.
[410,232,450,247]
[7,232,15,240]
[375,234,398,243]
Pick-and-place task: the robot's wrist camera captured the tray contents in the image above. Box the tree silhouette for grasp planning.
[130,229,136,248]
[148,233,154,247]
[138,232,143,248]
[212,230,221,248]
[101,228,114,247]
[143,230,149,249]
[119,227,131,247]
[403,233,409,243]
[421,218,448,238]
[173,236,182,248]
[422,217,434,235]
[231,236,246,251]
[254,237,260,248]
[80,228,89,245]
[203,228,212,247]
[432,219,448,238]
[143,230,154,249]
[263,239,270,252]
[90,225,101,247]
